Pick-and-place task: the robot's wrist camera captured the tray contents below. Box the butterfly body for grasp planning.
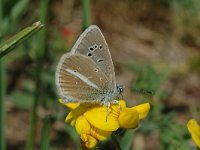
[55,25,122,105]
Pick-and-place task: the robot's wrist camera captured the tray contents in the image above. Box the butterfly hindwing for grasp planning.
[55,53,110,102]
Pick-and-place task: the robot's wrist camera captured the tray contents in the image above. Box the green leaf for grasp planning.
[119,130,134,150]
[0,21,44,59]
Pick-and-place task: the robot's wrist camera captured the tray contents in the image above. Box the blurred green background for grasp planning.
[0,0,200,149]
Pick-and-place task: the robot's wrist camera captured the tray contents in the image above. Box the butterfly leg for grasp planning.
[106,102,110,122]
[111,100,121,110]
[101,99,111,122]
[102,100,120,122]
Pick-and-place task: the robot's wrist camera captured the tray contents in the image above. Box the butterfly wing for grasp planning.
[55,53,110,102]
[71,25,116,90]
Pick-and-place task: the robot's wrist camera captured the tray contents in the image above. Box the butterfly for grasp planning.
[55,25,123,108]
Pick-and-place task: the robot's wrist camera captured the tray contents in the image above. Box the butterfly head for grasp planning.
[117,84,124,94]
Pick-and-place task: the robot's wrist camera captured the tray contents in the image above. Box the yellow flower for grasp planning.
[187,119,200,148]
[59,99,150,149]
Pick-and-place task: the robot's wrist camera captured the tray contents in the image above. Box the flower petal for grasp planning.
[133,103,150,119]
[91,127,112,141]
[119,107,139,128]
[118,100,126,108]
[75,116,91,135]
[81,134,98,149]
[187,119,200,147]
[75,115,112,141]
[65,104,89,123]
[64,103,80,110]
[84,105,120,131]
[58,98,80,109]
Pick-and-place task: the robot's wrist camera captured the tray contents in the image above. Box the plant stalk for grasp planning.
[0,0,6,149]
[26,0,49,149]
[81,0,91,30]
[0,60,5,150]
[40,117,50,149]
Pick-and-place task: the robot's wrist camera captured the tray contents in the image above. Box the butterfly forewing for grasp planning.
[56,53,110,102]
[71,25,116,90]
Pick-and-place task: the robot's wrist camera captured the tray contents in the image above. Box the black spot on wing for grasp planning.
[87,53,92,57]
[97,59,104,63]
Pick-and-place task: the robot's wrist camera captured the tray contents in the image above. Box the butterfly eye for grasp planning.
[87,53,92,57]
[94,44,98,49]
[99,45,103,49]
[89,47,94,51]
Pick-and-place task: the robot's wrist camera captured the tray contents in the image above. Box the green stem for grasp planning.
[40,117,50,149]
[26,59,42,150]
[81,0,91,30]
[0,0,3,30]
[0,0,6,149]
[26,0,49,149]
[38,0,49,58]
[0,60,5,150]
[39,0,50,148]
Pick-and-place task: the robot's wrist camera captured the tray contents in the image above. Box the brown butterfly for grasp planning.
[55,25,123,107]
